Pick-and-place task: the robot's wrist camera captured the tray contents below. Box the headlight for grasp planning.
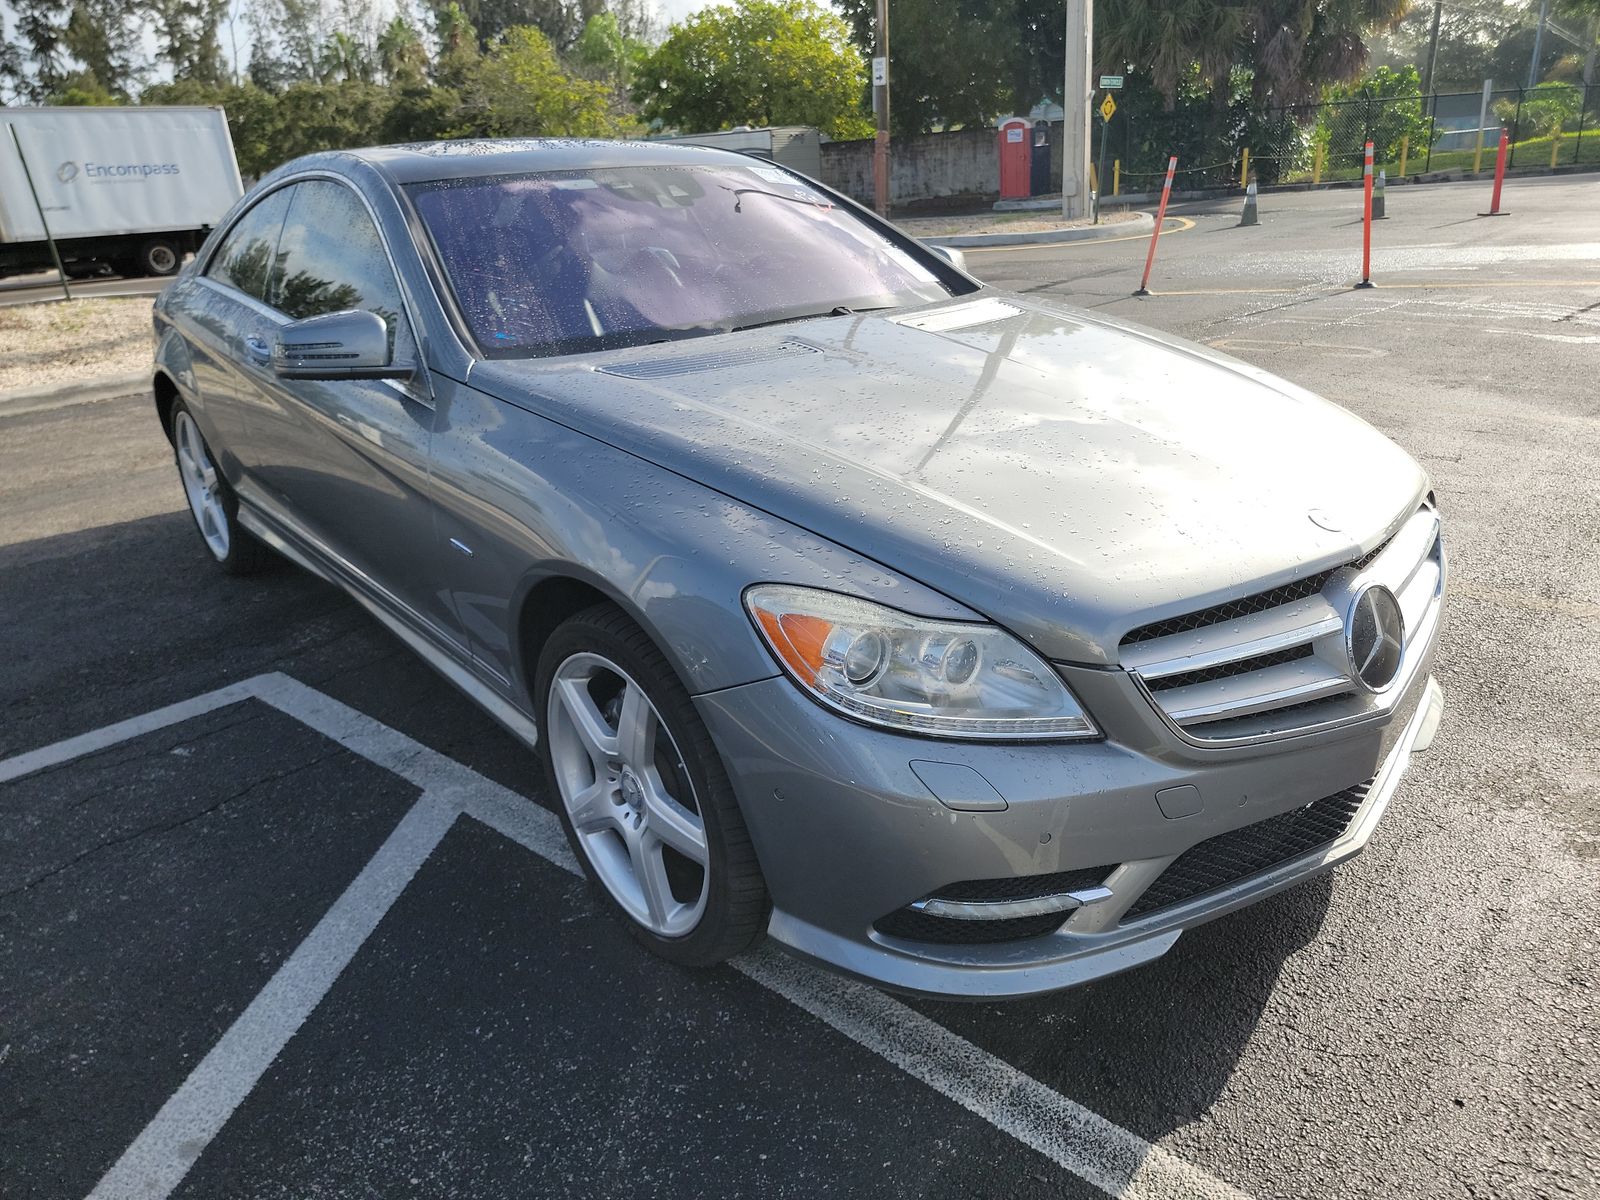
[744,585,1097,741]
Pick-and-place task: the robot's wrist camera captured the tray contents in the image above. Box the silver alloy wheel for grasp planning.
[146,243,179,273]
[173,410,230,560]
[547,652,710,937]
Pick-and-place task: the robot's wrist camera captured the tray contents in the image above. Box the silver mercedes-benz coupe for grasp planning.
[152,139,1445,999]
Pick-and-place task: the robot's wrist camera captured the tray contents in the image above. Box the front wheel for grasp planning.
[536,603,769,966]
[171,402,269,575]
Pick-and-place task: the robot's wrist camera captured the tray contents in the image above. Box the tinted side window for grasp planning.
[206,188,292,302]
[273,181,405,349]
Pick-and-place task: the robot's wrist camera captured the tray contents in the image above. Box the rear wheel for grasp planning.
[536,603,769,966]
[136,237,182,277]
[171,402,269,575]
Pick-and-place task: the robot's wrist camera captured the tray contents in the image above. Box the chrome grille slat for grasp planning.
[1120,594,1342,680]
[1367,510,1441,595]
[1159,658,1355,724]
[1122,504,1443,740]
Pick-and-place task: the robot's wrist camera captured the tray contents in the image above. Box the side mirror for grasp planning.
[273,309,410,381]
[926,244,969,274]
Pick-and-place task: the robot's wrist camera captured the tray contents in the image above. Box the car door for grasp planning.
[167,186,294,485]
[238,177,461,650]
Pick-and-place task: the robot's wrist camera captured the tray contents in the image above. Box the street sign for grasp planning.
[1099,94,1117,122]
[1099,75,1124,90]
[871,56,887,87]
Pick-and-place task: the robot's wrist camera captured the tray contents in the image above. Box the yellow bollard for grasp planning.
[1399,136,1409,177]
[1551,131,1562,168]
[1239,148,1250,188]
[1089,163,1098,195]
[1473,127,1485,173]
[1113,158,1120,195]
[1313,143,1325,185]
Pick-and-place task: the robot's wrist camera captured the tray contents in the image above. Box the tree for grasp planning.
[834,0,1067,134]
[144,0,232,85]
[575,11,646,91]
[1496,79,1584,134]
[1319,64,1431,164]
[633,0,873,138]
[456,24,633,136]
[7,0,71,101]
[0,13,26,104]
[424,0,596,53]
[377,14,430,86]
[62,0,145,97]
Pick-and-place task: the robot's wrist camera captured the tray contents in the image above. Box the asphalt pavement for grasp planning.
[2,174,1596,1200]
[0,271,171,308]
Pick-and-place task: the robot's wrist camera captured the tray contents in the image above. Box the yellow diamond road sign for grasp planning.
[1099,94,1117,122]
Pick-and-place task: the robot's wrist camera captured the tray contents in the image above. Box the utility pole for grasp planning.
[1061,0,1092,220]
[1528,0,1551,88]
[873,0,890,216]
[1422,0,1444,95]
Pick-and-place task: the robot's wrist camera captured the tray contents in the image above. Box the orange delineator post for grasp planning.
[1356,141,1375,289]
[1480,128,1510,216]
[1134,156,1178,296]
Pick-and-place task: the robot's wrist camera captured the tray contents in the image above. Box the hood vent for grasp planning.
[597,339,821,380]
[893,297,1023,333]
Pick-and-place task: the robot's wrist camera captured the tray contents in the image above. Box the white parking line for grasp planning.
[1,674,1250,1200]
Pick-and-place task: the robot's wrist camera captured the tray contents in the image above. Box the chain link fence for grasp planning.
[1105,84,1600,194]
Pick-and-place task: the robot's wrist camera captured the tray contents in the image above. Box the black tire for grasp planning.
[169,399,272,576]
[535,602,769,967]
[136,237,182,277]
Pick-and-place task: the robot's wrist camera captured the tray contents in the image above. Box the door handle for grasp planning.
[243,335,271,363]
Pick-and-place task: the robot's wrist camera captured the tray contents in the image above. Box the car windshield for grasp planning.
[408,163,966,358]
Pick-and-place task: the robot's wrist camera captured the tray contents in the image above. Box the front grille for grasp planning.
[1118,506,1443,741]
[873,865,1115,945]
[874,908,1068,944]
[1124,781,1372,919]
[1122,531,1397,647]
[1123,572,1336,645]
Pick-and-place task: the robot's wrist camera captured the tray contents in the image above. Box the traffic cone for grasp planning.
[1372,169,1387,220]
[1238,179,1258,227]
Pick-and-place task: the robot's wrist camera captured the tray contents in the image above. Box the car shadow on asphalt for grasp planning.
[905,870,1336,1142]
[2,506,1336,1172]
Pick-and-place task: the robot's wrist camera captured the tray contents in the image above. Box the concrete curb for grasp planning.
[923,211,1153,247]
[0,371,147,417]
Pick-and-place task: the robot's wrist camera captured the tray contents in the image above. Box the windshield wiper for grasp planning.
[729,305,896,333]
[720,185,833,213]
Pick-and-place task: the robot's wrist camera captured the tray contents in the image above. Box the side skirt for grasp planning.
[237,504,542,751]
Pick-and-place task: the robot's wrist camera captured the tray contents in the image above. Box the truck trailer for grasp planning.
[0,105,243,279]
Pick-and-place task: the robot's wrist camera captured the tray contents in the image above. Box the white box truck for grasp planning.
[1,105,243,279]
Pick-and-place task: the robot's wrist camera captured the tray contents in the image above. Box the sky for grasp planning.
[655,0,712,20]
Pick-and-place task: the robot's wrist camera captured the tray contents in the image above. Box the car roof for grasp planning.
[347,138,763,185]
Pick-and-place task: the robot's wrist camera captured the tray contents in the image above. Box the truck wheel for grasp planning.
[136,238,182,276]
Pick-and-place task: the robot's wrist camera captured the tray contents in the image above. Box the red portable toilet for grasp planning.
[997,117,1032,199]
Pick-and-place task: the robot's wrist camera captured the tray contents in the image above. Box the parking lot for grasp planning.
[3,175,1597,1199]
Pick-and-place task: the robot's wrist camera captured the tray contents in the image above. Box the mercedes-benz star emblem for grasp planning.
[56,161,79,184]
[1345,583,1405,692]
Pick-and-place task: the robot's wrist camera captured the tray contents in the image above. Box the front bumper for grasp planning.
[696,648,1444,1000]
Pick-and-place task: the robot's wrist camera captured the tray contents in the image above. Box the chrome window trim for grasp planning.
[196,169,433,402]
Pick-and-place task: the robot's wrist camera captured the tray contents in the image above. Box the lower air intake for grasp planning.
[1125,781,1373,919]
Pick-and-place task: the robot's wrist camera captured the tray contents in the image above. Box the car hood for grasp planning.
[469,294,1427,666]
